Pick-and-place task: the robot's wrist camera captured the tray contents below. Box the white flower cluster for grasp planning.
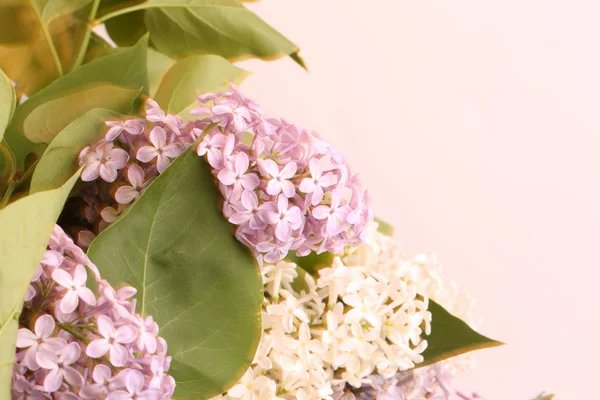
[212,224,478,400]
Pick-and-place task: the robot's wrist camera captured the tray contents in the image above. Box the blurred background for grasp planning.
[235,1,600,398]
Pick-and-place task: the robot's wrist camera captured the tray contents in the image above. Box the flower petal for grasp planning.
[280,161,297,179]
[34,314,55,339]
[126,370,145,394]
[60,290,79,314]
[97,315,116,338]
[81,162,100,182]
[156,154,171,174]
[149,126,167,149]
[99,163,118,183]
[76,287,97,307]
[115,325,138,344]
[108,148,129,169]
[43,368,63,392]
[115,186,139,205]
[109,343,129,367]
[217,168,237,186]
[136,146,158,163]
[16,329,37,348]
[312,205,330,220]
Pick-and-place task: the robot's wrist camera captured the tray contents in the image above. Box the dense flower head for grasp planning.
[12,225,175,399]
[74,85,372,263]
[212,224,481,400]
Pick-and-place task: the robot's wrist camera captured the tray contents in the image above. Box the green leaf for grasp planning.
[147,48,175,97]
[0,0,91,96]
[98,0,304,67]
[87,147,263,399]
[287,251,334,276]
[3,35,149,168]
[0,69,16,142]
[374,217,394,237]
[23,85,139,144]
[99,0,149,47]
[418,299,503,367]
[30,108,122,193]
[154,55,249,114]
[0,171,80,398]
[39,0,94,22]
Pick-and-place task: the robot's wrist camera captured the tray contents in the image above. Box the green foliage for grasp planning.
[23,85,139,144]
[147,48,176,97]
[374,217,394,237]
[0,0,91,96]
[287,250,335,276]
[88,147,263,399]
[417,299,503,367]
[154,55,249,114]
[0,69,16,142]
[30,108,122,193]
[3,35,149,168]
[97,0,305,67]
[0,171,80,398]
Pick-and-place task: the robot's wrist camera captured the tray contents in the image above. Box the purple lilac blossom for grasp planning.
[76,85,373,263]
[11,225,175,399]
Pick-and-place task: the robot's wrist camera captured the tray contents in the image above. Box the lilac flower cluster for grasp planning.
[12,225,175,399]
[76,85,372,262]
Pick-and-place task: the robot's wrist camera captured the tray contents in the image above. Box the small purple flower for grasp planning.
[80,142,129,182]
[16,315,64,371]
[115,164,150,204]
[51,265,97,314]
[137,126,184,173]
[86,316,137,367]
[105,119,145,141]
[299,158,338,205]
[217,152,259,197]
[229,190,265,230]
[261,159,298,197]
[196,132,226,168]
[36,342,83,392]
[262,195,303,242]
[312,189,352,236]
[106,370,159,400]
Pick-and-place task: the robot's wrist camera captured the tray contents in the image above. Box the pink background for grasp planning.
[238,1,600,398]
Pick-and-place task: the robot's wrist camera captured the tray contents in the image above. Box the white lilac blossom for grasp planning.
[11,225,175,399]
[76,85,372,263]
[210,224,481,400]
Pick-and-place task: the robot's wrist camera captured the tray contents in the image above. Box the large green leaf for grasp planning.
[147,48,175,97]
[24,85,139,144]
[154,54,249,114]
[417,299,503,367]
[0,69,16,142]
[98,0,304,67]
[0,0,91,96]
[30,108,122,193]
[88,147,263,399]
[99,0,148,47]
[38,0,93,22]
[0,171,80,398]
[3,35,148,168]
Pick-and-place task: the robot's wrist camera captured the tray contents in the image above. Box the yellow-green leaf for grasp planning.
[3,35,148,168]
[417,300,503,367]
[0,0,90,96]
[30,108,122,193]
[0,69,16,142]
[147,48,175,97]
[23,84,139,143]
[97,0,304,67]
[88,146,263,399]
[154,54,249,115]
[374,217,394,237]
[0,171,80,398]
